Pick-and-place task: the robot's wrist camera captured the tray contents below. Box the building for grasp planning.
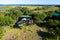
[14,15,33,27]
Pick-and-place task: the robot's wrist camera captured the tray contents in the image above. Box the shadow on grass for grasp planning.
[36,22,60,30]
[35,22,47,27]
[37,31,55,40]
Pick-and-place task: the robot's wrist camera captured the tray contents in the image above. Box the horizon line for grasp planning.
[0,4,60,5]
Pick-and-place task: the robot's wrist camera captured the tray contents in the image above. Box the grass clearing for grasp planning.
[0,24,46,40]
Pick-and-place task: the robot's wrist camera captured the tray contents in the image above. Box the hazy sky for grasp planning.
[0,0,60,5]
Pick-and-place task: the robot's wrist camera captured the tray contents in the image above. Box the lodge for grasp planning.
[14,15,33,27]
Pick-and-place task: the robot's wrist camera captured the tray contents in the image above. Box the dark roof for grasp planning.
[53,12,60,16]
[21,15,31,18]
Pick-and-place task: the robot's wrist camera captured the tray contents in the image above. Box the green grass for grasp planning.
[0,27,5,39]
[0,24,59,40]
[0,24,44,40]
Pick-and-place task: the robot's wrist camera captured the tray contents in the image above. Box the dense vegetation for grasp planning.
[0,6,60,40]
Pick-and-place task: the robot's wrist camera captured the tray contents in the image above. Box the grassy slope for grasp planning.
[0,24,47,40]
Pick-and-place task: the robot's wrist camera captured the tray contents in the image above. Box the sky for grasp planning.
[0,0,60,5]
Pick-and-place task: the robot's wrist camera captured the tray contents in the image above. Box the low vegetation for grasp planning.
[0,6,60,40]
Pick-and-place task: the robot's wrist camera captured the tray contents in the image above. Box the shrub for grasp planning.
[0,13,14,26]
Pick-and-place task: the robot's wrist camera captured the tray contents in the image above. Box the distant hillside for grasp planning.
[0,6,16,13]
[0,6,59,13]
[0,4,60,6]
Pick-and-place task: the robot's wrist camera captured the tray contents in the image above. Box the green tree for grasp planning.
[0,11,14,26]
[47,19,60,40]
[31,12,47,23]
[20,7,30,15]
[6,8,23,20]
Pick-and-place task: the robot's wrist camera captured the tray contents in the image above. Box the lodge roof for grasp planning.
[53,12,60,16]
[21,15,31,18]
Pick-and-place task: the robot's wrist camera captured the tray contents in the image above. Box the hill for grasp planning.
[0,6,60,40]
[0,24,47,40]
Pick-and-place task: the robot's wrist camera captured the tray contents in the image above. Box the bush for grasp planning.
[31,12,47,23]
[4,16,14,25]
[47,19,60,27]
[0,12,14,26]
[6,8,23,20]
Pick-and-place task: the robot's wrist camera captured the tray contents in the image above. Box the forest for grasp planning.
[0,6,60,40]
